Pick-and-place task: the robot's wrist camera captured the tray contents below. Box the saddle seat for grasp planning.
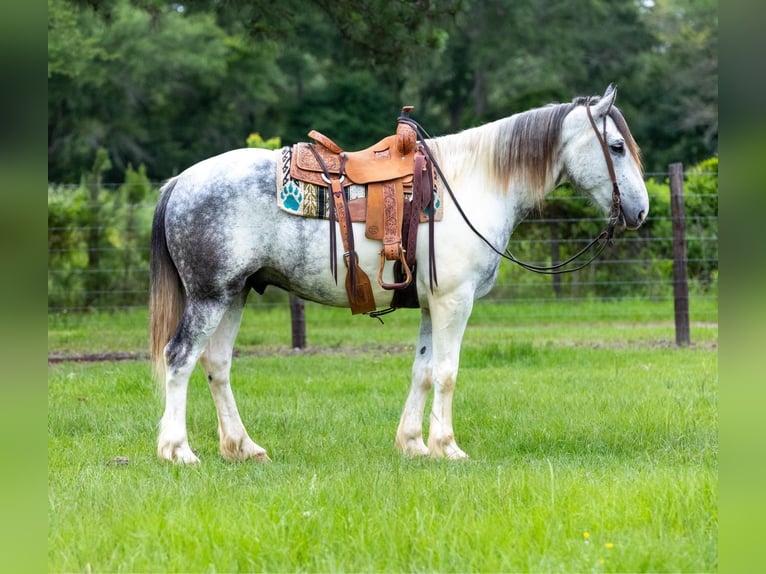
[298,127,417,183]
[288,107,435,315]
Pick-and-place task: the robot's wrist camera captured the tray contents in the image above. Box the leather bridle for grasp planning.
[400,96,624,276]
[585,95,623,241]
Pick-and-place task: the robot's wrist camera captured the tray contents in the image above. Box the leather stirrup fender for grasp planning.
[328,179,376,314]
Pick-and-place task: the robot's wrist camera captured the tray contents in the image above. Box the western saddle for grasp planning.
[289,107,436,315]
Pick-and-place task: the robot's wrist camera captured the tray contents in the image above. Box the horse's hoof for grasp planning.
[396,437,429,457]
[252,451,271,463]
[158,443,200,465]
[427,436,468,460]
[444,445,469,460]
[221,436,271,462]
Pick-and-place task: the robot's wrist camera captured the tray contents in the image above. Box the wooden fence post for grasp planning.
[289,294,307,350]
[669,163,691,346]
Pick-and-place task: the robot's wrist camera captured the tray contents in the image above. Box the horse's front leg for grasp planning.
[396,308,433,457]
[426,289,474,459]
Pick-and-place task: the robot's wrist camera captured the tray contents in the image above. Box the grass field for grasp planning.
[48,298,717,572]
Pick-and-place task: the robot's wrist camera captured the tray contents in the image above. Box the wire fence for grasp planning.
[48,170,718,322]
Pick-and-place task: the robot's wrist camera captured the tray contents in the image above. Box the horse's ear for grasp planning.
[590,84,617,119]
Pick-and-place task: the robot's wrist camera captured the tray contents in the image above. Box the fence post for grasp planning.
[289,294,307,350]
[669,163,691,346]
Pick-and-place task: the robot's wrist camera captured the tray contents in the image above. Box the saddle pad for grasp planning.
[276,146,443,222]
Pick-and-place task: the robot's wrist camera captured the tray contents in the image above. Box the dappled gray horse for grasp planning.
[150,85,648,464]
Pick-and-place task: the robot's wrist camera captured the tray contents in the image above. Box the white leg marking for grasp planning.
[425,290,474,459]
[396,308,432,457]
[199,294,270,462]
[157,299,229,465]
[157,357,201,464]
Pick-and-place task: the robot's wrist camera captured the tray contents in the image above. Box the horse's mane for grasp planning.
[433,96,641,204]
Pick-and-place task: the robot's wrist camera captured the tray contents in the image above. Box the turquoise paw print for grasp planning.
[423,192,441,218]
[280,182,303,212]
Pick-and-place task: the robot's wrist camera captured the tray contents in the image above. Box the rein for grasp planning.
[398,98,623,275]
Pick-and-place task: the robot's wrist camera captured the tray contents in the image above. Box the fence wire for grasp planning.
[48,173,718,319]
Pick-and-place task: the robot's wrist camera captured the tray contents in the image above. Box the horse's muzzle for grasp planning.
[621,207,648,230]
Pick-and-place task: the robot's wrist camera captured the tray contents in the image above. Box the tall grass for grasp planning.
[48,299,717,572]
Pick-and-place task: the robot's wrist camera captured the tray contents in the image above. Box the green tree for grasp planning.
[48,0,716,184]
[631,0,718,171]
[403,0,653,134]
[48,0,285,182]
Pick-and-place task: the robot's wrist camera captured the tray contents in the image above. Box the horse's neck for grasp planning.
[429,117,556,217]
[428,122,500,188]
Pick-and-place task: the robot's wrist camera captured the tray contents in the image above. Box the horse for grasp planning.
[150,85,648,464]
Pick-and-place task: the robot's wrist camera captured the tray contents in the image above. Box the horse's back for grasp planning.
[168,147,276,208]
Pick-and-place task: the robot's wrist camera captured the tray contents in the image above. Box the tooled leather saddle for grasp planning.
[289,107,436,315]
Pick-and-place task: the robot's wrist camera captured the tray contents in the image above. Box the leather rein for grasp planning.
[399,97,623,275]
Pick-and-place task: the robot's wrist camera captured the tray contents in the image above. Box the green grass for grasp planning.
[48,299,717,572]
[48,296,718,356]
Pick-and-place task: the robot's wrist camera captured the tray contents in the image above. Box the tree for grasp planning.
[48,0,283,182]
[397,0,654,138]
[630,0,718,171]
[48,0,716,182]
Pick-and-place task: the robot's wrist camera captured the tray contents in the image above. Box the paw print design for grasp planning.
[280,182,303,213]
[423,192,441,218]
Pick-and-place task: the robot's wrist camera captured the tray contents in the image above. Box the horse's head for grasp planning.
[561,85,649,230]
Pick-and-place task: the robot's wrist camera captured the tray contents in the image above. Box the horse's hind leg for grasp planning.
[396,307,433,456]
[198,291,270,462]
[158,297,231,464]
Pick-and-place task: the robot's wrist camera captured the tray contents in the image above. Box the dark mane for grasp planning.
[494,102,575,195]
[493,96,642,200]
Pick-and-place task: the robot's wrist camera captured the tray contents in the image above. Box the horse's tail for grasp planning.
[149,177,185,386]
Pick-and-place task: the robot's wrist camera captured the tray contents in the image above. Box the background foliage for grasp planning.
[48,0,717,183]
[47,159,718,310]
[48,0,718,311]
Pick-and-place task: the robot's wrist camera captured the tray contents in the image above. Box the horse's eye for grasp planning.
[610,141,625,155]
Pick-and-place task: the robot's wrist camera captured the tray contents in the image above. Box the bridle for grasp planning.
[399,96,623,276]
[584,95,623,240]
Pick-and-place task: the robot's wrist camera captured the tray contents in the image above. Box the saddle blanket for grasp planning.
[276,146,443,221]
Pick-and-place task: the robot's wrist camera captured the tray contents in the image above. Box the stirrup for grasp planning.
[377,246,412,290]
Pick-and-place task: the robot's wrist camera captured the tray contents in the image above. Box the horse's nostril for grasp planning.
[637,209,647,223]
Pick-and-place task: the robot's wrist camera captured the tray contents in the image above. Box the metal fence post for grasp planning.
[669,163,691,346]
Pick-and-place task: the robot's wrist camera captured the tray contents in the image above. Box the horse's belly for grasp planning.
[249,228,404,309]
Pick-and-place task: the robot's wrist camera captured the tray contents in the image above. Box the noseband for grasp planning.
[402,97,623,277]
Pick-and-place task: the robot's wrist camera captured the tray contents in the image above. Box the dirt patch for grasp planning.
[47,344,417,365]
[48,351,148,364]
[47,337,716,365]
[560,339,718,350]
